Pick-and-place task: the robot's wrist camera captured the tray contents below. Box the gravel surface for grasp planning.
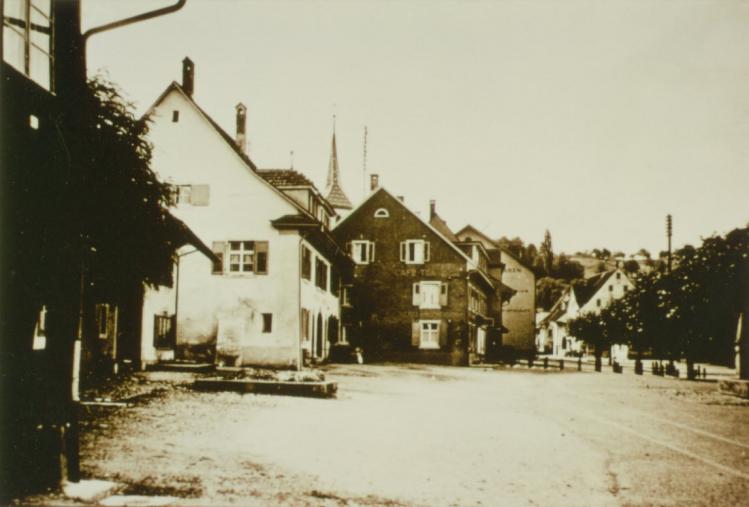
[17,364,749,506]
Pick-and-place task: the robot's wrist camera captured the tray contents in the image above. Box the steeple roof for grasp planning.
[324,133,353,210]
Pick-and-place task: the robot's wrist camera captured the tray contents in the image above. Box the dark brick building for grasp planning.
[332,184,503,365]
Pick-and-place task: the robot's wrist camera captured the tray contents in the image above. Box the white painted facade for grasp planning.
[541,269,635,357]
[139,82,341,368]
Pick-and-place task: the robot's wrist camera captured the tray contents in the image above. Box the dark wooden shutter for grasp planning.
[440,282,448,306]
[411,321,420,347]
[211,241,225,274]
[400,241,406,262]
[190,184,210,206]
[438,320,448,347]
[255,241,269,274]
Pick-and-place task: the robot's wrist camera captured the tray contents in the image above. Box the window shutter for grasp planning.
[438,320,448,347]
[190,184,210,206]
[400,241,406,262]
[425,242,431,262]
[411,321,420,347]
[369,242,375,262]
[211,241,225,274]
[412,283,421,306]
[255,241,269,274]
[440,282,448,306]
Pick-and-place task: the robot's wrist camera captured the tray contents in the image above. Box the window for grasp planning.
[342,286,352,307]
[596,299,601,307]
[413,281,445,309]
[374,208,389,218]
[330,268,340,295]
[609,285,613,292]
[400,240,430,264]
[33,305,47,350]
[3,0,54,91]
[315,258,328,290]
[350,240,375,265]
[301,246,312,280]
[419,320,440,349]
[95,304,116,340]
[213,241,268,275]
[624,286,629,292]
[172,184,210,206]
[172,110,179,122]
[262,313,272,333]
[616,272,621,280]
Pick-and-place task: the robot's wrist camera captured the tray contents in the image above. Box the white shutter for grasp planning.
[412,283,421,306]
[425,241,431,262]
[369,242,375,262]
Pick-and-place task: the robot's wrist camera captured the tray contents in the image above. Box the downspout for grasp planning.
[298,234,305,371]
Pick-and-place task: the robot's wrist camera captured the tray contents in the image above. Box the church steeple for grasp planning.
[324,127,353,210]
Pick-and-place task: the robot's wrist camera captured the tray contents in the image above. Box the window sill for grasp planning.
[419,305,441,310]
[419,344,440,350]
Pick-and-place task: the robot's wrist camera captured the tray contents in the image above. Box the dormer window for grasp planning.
[374,208,389,218]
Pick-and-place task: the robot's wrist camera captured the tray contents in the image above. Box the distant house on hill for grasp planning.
[140,57,350,369]
[332,179,502,365]
[538,268,634,357]
[454,225,536,355]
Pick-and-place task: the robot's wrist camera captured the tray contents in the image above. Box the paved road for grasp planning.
[68,364,749,506]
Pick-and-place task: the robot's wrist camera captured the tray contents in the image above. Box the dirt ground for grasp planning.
[19,364,749,506]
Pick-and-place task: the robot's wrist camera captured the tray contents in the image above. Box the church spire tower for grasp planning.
[324,119,353,210]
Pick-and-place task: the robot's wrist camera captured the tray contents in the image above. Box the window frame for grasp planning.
[351,240,375,265]
[2,0,54,91]
[419,320,440,350]
[374,208,389,218]
[417,281,442,309]
[401,239,430,264]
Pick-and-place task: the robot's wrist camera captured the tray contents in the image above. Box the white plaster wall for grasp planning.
[299,239,341,359]
[501,253,536,351]
[140,281,176,365]
[579,269,634,315]
[147,89,304,367]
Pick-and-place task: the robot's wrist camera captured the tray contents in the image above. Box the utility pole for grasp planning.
[666,214,673,273]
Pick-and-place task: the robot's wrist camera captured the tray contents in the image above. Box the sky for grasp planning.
[82,0,749,255]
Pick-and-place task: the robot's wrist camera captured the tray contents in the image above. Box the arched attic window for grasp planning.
[374,208,389,218]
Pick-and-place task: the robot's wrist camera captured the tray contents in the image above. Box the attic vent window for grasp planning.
[374,208,389,218]
[172,110,179,122]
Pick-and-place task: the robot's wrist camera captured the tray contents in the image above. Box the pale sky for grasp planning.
[83,0,749,255]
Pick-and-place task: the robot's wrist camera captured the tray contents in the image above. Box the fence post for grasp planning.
[543,357,548,369]
[560,359,564,370]
[577,357,582,371]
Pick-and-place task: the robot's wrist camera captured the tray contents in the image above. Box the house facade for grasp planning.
[332,181,500,365]
[140,58,349,369]
[455,225,537,355]
[539,268,634,357]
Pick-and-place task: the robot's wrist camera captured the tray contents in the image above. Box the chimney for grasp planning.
[370,174,379,191]
[397,195,404,202]
[235,103,247,154]
[182,57,194,97]
[429,199,436,219]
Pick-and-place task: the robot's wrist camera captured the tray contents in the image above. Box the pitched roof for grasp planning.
[257,169,315,188]
[324,133,353,209]
[429,213,458,242]
[572,270,616,307]
[456,224,534,272]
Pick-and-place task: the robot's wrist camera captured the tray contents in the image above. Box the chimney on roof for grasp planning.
[182,57,194,97]
[397,195,404,202]
[235,103,247,154]
[370,174,379,191]
[429,199,436,220]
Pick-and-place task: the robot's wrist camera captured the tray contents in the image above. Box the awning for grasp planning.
[165,213,219,264]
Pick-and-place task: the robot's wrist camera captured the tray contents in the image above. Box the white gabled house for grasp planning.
[538,268,634,358]
[140,58,350,369]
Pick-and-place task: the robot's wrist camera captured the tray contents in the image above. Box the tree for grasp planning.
[623,260,640,274]
[552,253,585,281]
[539,230,554,276]
[569,312,610,371]
[637,248,652,259]
[536,277,568,311]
